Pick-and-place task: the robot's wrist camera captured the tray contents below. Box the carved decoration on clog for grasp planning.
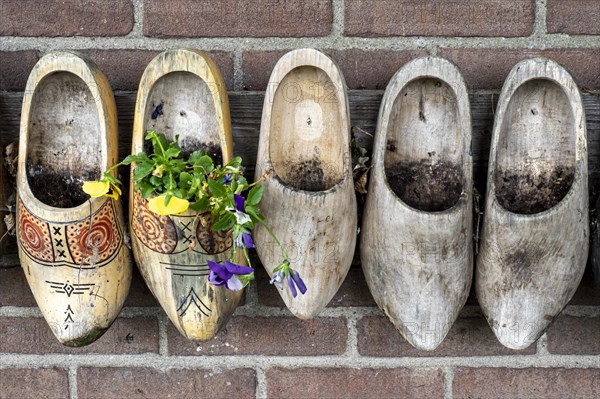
[18,197,122,269]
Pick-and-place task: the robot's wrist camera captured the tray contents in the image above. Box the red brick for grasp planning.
[0,51,39,91]
[0,316,159,354]
[453,368,600,399]
[345,0,534,37]
[82,50,234,91]
[358,315,536,356]
[257,265,375,307]
[0,0,133,37]
[329,49,429,90]
[0,368,68,399]
[169,315,346,356]
[546,315,600,355]
[267,368,444,399]
[78,367,255,399]
[144,0,332,38]
[438,48,600,89]
[242,51,286,91]
[547,0,600,35]
[243,49,427,92]
[0,266,37,307]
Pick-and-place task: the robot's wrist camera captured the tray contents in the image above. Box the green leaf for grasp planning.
[151,132,169,158]
[189,196,210,212]
[149,175,162,187]
[237,175,248,187]
[212,212,235,232]
[193,155,214,174]
[247,185,263,205]
[179,172,192,188]
[188,150,207,164]
[102,172,121,186]
[139,181,155,199]
[207,179,226,197]
[133,163,155,182]
[164,146,181,159]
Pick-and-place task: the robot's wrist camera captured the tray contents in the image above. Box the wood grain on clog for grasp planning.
[361,57,473,350]
[476,58,589,349]
[17,51,132,346]
[130,49,242,341]
[254,49,357,319]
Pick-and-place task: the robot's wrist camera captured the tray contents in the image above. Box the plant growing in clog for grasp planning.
[84,131,306,295]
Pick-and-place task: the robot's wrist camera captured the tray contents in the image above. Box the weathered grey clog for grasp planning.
[477,58,589,350]
[361,57,473,350]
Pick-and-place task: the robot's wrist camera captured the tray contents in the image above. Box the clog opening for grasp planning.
[269,66,345,192]
[494,79,575,214]
[144,71,223,165]
[26,72,102,208]
[384,78,464,212]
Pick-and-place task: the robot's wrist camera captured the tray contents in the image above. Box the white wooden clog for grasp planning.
[254,49,357,319]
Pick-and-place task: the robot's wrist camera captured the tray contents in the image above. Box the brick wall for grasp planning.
[1,1,599,398]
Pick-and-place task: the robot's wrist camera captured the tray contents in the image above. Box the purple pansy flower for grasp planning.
[269,266,307,297]
[270,269,285,290]
[208,260,254,291]
[151,103,163,120]
[287,270,307,298]
[223,174,232,185]
[234,194,246,212]
[235,228,254,249]
[230,194,251,224]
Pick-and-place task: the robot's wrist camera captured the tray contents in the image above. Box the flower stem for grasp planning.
[258,220,288,261]
[242,246,252,267]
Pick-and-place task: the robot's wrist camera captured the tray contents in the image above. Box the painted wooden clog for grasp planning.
[254,49,357,319]
[361,57,473,350]
[17,51,132,346]
[477,58,589,350]
[0,149,9,256]
[130,49,242,341]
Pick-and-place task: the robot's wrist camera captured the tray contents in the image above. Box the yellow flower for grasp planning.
[82,180,122,200]
[148,195,189,216]
[82,181,110,197]
[105,182,122,200]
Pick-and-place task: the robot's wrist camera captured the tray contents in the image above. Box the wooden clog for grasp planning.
[593,197,600,288]
[17,52,132,346]
[360,57,473,350]
[254,49,357,319]
[477,58,589,350]
[0,149,9,256]
[130,49,242,341]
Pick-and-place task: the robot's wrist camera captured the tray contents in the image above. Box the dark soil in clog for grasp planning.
[287,157,326,192]
[494,167,574,214]
[27,161,100,208]
[386,160,463,212]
